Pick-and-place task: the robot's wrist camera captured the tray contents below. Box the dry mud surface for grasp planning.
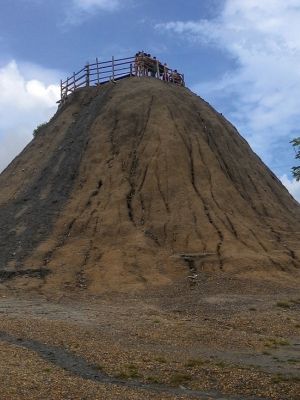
[0,77,299,294]
[0,276,299,399]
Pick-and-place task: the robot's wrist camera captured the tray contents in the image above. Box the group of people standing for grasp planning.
[134,52,183,85]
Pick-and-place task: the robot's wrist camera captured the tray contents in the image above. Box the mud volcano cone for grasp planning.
[0,77,300,293]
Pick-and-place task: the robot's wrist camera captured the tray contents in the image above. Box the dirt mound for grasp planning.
[0,77,299,293]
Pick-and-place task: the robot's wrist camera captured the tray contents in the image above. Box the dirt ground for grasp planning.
[0,76,300,399]
[0,274,299,400]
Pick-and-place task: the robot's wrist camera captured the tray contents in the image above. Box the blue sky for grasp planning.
[0,0,299,200]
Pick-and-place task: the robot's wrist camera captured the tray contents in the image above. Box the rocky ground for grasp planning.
[0,274,299,400]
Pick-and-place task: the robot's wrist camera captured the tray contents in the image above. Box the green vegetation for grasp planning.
[291,137,300,180]
[170,373,192,386]
[146,376,161,384]
[287,358,300,364]
[215,361,227,368]
[116,364,141,379]
[115,371,130,379]
[33,122,48,138]
[155,356,167,363]
[262,350,272,355]
[276,300,291,309]
[276,298,300,309]
[264,338,290,348]
[271,374,285,384]
[290,298,300,304]
[184,358,206,368]
[271,373,300,384]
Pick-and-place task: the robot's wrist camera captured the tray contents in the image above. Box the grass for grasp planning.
[155,356,167,363]
[116,370,140,379]
[271,374,300,384]
[290,298,300,304]
[276,298,300,309]
[147,376,162,384]
[249,307,257,311]
[287,358,300,364]
[116,364,141,379]
[184,358,206,368]
[215,361,227,368]
[264,338,290,348]
[116,371,130,379]
[271,374,285,384]
[170,373,192,386]
[276,301,291,309]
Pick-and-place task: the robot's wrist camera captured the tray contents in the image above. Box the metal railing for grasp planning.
[59,53,185,102]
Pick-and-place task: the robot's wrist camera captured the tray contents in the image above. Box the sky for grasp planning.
[0,0,299,201]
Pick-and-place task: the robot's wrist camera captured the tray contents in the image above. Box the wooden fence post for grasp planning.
[86,62,90,87]
[156,60,160,79]
[60,79,63,100]
[112,56,115,81]
[130,63,133,76]
[73,72,76,91]
[96,57,100,84]
[66,77,69,96]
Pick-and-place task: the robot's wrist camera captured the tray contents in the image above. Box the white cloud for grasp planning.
[64,0,124,24]
[0,61,60,172]
[72,0,121,12]
[156,1,300,170]
[280,174,300,202]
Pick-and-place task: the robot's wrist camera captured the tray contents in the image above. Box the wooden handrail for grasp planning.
[59,53,185,102]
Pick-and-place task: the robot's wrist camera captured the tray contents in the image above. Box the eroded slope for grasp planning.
[0,78,299,293]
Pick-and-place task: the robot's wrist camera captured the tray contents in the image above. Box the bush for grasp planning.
[33,122,48,137]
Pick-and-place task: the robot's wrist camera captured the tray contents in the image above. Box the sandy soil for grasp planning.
[0,275,299,399]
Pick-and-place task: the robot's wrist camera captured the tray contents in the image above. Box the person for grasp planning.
[162,63,169,81]
[144,54,160,77]
[170,69,182,85]
[134,51,145,76]
[151,56,158,77]
[158,62,165,78]
[134,52,139,75]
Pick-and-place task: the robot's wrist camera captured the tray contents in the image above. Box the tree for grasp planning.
[291,137,300,181]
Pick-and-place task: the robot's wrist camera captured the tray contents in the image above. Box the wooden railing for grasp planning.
[59,54,185,101]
